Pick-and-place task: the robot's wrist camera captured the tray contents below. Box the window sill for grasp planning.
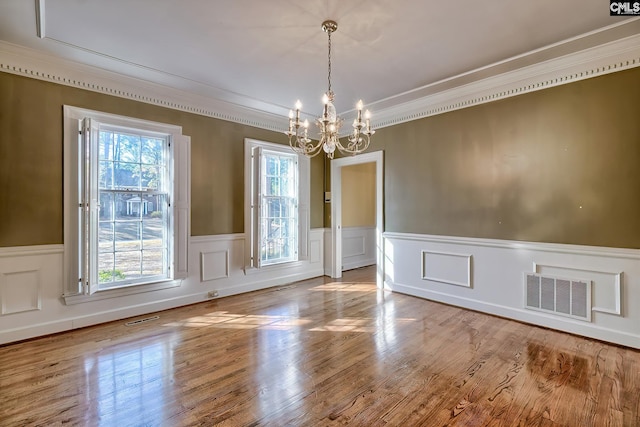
[62,278,183,305]
[243,259,306,276]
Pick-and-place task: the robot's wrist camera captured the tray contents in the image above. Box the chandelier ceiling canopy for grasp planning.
[286,20,374,159]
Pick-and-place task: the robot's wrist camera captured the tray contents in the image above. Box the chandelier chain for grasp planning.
[327,29,332,94]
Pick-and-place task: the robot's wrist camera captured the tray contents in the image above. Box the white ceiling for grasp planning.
[1,1,638,121]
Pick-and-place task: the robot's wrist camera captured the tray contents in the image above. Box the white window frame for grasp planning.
[62,106,190,304]
[244,138,310,271]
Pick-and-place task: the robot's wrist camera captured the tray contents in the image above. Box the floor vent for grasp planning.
[524,273,591,322]
[125,315,160,326]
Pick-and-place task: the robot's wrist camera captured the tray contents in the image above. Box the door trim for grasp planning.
[330,151,384,287]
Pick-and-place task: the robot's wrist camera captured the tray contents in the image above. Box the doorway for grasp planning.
[330,151,383,288]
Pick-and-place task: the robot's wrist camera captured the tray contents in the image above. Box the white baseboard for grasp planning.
[343,259,376,271]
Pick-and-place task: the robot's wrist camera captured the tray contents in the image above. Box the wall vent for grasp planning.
[125,315,160,326]
[524,273,591,322]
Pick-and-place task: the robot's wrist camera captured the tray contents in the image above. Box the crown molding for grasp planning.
[371,31,640,129]
[0,40,285,133]
[1,22,639,133]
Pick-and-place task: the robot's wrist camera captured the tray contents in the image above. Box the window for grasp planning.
[90,123,169,287]
[244,139,310,269]
[64,106,190,300]
[259,150,298,265]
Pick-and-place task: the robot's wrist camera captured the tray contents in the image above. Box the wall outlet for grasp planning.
[207,290,219,298]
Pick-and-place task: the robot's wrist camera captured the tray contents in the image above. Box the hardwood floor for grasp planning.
[1,266,639,426]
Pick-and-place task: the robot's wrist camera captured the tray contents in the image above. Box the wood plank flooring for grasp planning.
[1,266,639,426]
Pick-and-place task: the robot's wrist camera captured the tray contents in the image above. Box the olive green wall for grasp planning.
[0,72,325,247]
[2,67,639,249]
[341,163,376,228]
[374,67,640,249]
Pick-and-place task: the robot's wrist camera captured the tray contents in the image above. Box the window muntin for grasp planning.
[95,127,170,288]
[259,150,298,266]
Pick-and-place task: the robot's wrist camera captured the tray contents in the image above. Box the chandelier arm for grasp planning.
[287,129,326,158]
[307,141,328,158]
[336,133,372,156]
[298,136,326,158]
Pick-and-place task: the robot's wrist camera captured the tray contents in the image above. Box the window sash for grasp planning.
[259,196,298,265]
[256,148,299,267]
[79,119,172,293]
[96,189,169,288]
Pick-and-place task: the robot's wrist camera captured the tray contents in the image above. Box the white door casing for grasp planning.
[330,151,384,287]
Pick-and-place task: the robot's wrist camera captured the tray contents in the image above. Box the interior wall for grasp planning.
[341,162,376,228]
[2,67,639,250]
[373,67,640,249]
[0,72,325,247]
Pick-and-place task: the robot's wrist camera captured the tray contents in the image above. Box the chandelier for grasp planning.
[286,20,374,159]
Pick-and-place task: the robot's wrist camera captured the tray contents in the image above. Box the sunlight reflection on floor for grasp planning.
[160,279,410,334]
[163,312,313,330]
[83,336,177,426]
[163,311,415,334]
[310,282,378,292]
[310,317,416,333]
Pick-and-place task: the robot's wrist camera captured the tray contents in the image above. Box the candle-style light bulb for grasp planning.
[289,109,294,119]
[322,94,329,119]
[356,100,363,111]
[303,119,309,129]
[295,100,302,110]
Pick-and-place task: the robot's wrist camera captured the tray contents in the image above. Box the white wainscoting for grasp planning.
[0,246,62,316]
[383,232,640,349]
[0,245,64,341]
[0,229,324,345]
[341,226,377,272]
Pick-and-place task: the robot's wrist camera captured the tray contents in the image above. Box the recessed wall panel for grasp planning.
[421,250,472,288]
[201,250,229,282]
[1,269,41,315]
